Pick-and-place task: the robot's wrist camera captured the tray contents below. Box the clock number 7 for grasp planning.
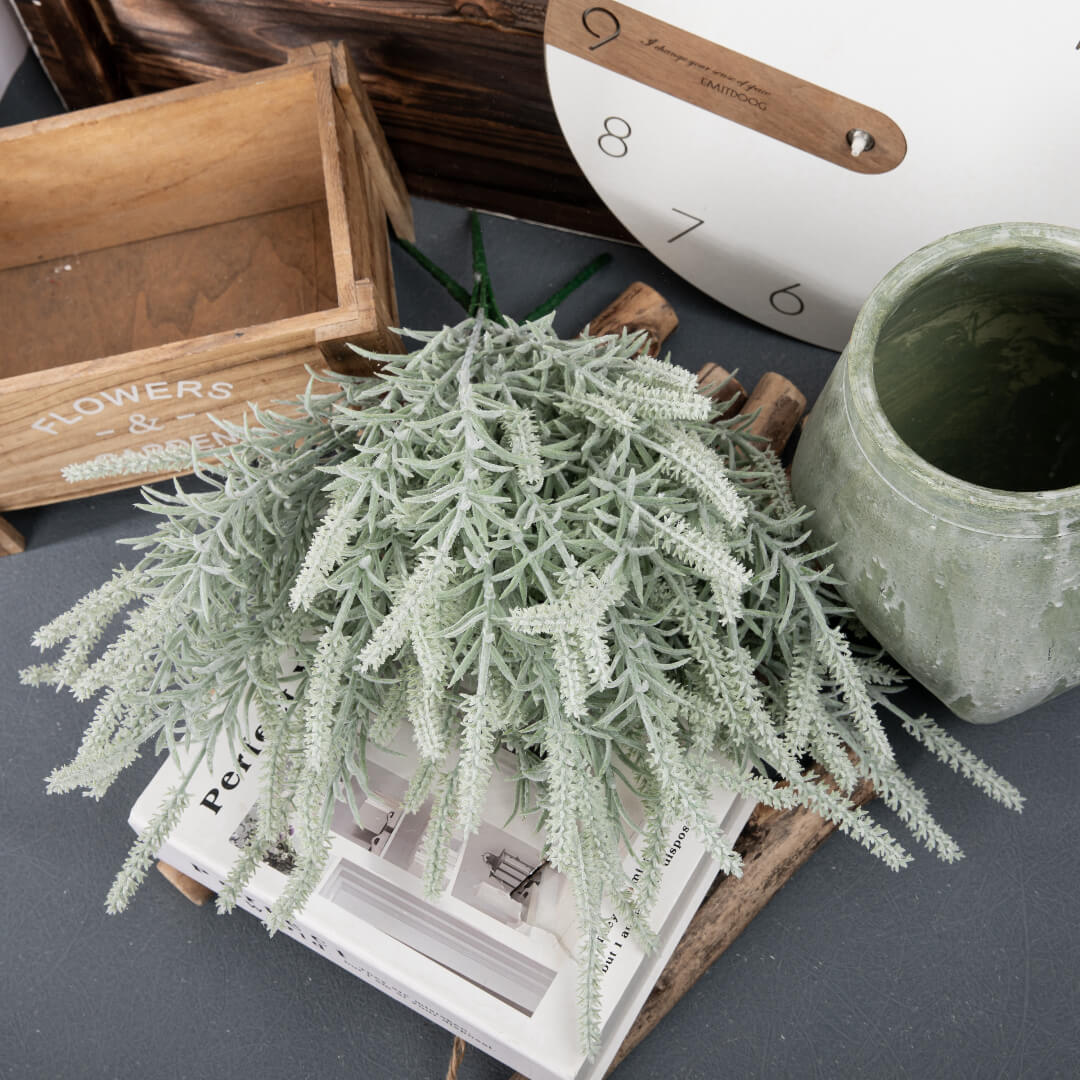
[668,209,704,243]
[582,7,621,50]
[770,283,805,316]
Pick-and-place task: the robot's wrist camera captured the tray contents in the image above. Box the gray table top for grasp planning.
[2,66,1077,1080]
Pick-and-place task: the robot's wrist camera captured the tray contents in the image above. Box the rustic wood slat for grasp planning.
[12,0,126,107]
[0,516,27,556]
[601,774,875,1076]
[326,42,416,245]
[0,66,331,270]
[157,861,216,905]
[328,92,402,347]
[312,59,363,313]
[0,298,379,512]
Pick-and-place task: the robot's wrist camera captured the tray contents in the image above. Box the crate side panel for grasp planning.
[0,339,325,510]
[332,93,398,328]
[0,67,327,270]
[310,61,359,310]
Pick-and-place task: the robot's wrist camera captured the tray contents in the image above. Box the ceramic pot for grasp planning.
[790,222,1080,723]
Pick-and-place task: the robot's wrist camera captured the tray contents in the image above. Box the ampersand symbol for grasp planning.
[127,413,163,434]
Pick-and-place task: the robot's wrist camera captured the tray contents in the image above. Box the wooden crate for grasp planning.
[0,41,413,522]
[12,1,627,240]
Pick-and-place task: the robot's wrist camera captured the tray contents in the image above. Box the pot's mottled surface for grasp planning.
[791,223,1080,722]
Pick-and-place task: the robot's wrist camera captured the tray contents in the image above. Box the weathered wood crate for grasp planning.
[0,41,411,523]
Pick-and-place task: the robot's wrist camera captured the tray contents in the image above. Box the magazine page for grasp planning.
[132,718,751,1080]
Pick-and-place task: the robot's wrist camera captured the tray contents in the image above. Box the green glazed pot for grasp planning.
[791,222,1080,723]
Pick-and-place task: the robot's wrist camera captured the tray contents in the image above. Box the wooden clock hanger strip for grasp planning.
[546,0,907,174]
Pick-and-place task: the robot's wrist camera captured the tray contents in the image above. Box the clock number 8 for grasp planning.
[598,116,631,157]
[582,7,621,50]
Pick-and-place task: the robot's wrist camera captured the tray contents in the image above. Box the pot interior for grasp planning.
[872,246,1080,492]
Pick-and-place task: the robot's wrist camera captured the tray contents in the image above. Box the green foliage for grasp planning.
[24,312,1022,1057]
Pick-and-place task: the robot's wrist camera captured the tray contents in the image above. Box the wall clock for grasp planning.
[544,0,1080,349]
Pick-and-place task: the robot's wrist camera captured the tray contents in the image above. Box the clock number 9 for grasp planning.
[582,7,621,50]
[598,116,631,157]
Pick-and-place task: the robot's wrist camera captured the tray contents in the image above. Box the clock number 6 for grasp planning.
[582,7,620,50]
[769,283,805,316]
[598,116,631,157]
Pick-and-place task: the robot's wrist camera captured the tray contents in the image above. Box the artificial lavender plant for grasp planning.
[23,218,1021,1054]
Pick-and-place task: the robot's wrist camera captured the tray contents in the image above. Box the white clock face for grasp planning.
[545,0,1080,349]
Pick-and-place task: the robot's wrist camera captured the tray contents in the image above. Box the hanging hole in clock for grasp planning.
[846,129,876,157]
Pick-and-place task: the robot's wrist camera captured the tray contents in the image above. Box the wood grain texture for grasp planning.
[0,66,328,270]
[325,42,415,244]
[313,61,364,313]
[741,371,808,456]
[604,773,876,1074]
[584,282,678,357]
[157,861,216,905]
[0,516,27,556]
[1,203,338,379]
[317,72,402,347]
[0,291,380,511]
[18,0,629,236]
[546,0,907,174]
[11,0,126,107]
[697,362,747,418]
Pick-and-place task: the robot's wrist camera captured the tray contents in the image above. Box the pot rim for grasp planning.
[844,221,1080,528]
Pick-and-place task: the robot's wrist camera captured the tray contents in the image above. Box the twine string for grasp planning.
[445,1036,467,1080]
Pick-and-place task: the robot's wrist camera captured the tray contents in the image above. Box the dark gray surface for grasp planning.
[0,47,62,126]
[2,93,1078,1079]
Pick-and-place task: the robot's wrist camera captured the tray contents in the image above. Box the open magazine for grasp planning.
[130,717,754,1080]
